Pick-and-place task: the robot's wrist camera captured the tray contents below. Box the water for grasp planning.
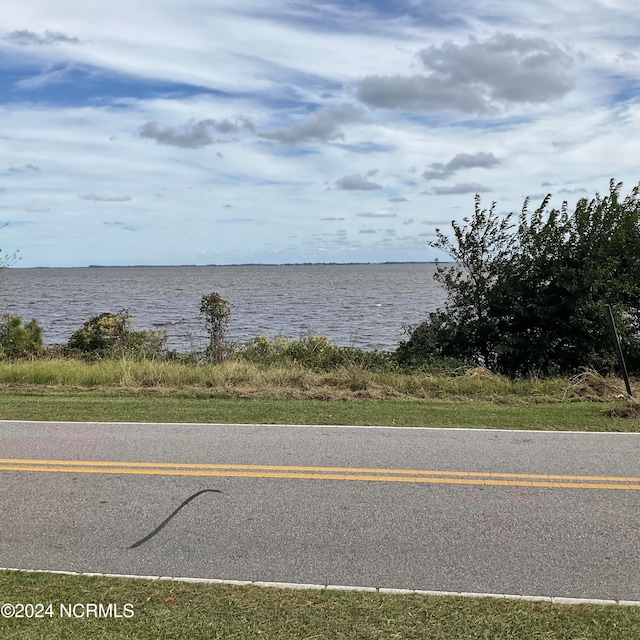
[0,263,446,352]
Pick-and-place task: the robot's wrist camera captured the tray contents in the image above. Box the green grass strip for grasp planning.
[1,571,639,640]
[0,392,637,431]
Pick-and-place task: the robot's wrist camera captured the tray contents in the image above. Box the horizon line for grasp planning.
[14,260,445,269]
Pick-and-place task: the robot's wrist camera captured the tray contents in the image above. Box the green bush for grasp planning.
[235,334,395,371]
[397,313,473,370]
[66,310,167,360]
[0,314,43,359]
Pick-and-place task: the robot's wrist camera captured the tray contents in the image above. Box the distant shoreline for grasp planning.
[23,261,442,269]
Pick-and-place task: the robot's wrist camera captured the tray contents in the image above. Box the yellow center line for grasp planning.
[0,458,639,490]
[1,458,638,483]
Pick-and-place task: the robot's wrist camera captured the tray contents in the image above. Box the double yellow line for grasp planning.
[1,458,640,490]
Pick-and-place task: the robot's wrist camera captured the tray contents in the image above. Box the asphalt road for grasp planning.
[1,420,639,600]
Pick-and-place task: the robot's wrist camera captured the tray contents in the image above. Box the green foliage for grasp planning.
[200,292,232,362]
[66,309,167,359]
[67,310,129,353]
[494,180,640,375]
[398,196,515,370]
[123,325,169,360]
[0,314,43,359]
[236,333,395,371]
[399,180,640,377]
[431,195,515,369]
[396,313,473,370]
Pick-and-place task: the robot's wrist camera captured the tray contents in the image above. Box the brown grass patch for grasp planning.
[564,368,636,402]
[462,366,501,380]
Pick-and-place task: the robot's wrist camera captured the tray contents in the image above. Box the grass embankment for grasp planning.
[1,571,639,640]
[0,358,638,430]
[0,357,577,400]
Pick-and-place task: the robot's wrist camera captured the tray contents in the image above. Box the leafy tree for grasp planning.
[399,180,640,376]
[495,180,640,375]
[398,196,516,369]
[200,292,232,363]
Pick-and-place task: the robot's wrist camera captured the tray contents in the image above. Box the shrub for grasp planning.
[0,314,43,359]
[67,310,130,354]
[66,309,167,359]
[235,333,395,371]
[397,313,473,370]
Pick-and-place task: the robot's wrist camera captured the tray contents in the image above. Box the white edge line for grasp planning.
[1,568,637,606]
[0,419,635,435]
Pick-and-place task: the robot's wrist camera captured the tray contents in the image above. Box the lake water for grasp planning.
[0,263,446,352]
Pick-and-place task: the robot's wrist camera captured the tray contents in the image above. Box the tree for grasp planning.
[398,180,640,376]
[398,196,516,369]
[200,292,232,363]
[489,194,574,375]
[495,180,640,375]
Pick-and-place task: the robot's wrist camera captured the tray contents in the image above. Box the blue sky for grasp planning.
[1,0,639,267]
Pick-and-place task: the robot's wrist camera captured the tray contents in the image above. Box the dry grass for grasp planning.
[607,396,640,418]
[0,358,637,405]
[564,368,638,402]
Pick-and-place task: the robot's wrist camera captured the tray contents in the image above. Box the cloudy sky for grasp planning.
[2,0,639,267]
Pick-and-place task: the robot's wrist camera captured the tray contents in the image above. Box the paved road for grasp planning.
[1,420,639,600]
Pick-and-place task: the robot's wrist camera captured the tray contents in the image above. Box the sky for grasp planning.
[1,0,639,267]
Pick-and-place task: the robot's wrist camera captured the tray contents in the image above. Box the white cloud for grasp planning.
[23,206,50,212]
[357,210,397,218]
[423,152,500,180]
[335,173,383,191]
[259,104,363,145]
[104,221,136,231]
[3,30,83,46]
[430,183,492,195]
[357,33,575,113]
[80,193,132,202]
[140,118,253,148]
[8,164,41,172]
[558,187,588,194]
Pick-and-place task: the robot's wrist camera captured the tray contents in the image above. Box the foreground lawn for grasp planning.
[1,571,638,640]
[0,391,637,431]
[0,358,637,430]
